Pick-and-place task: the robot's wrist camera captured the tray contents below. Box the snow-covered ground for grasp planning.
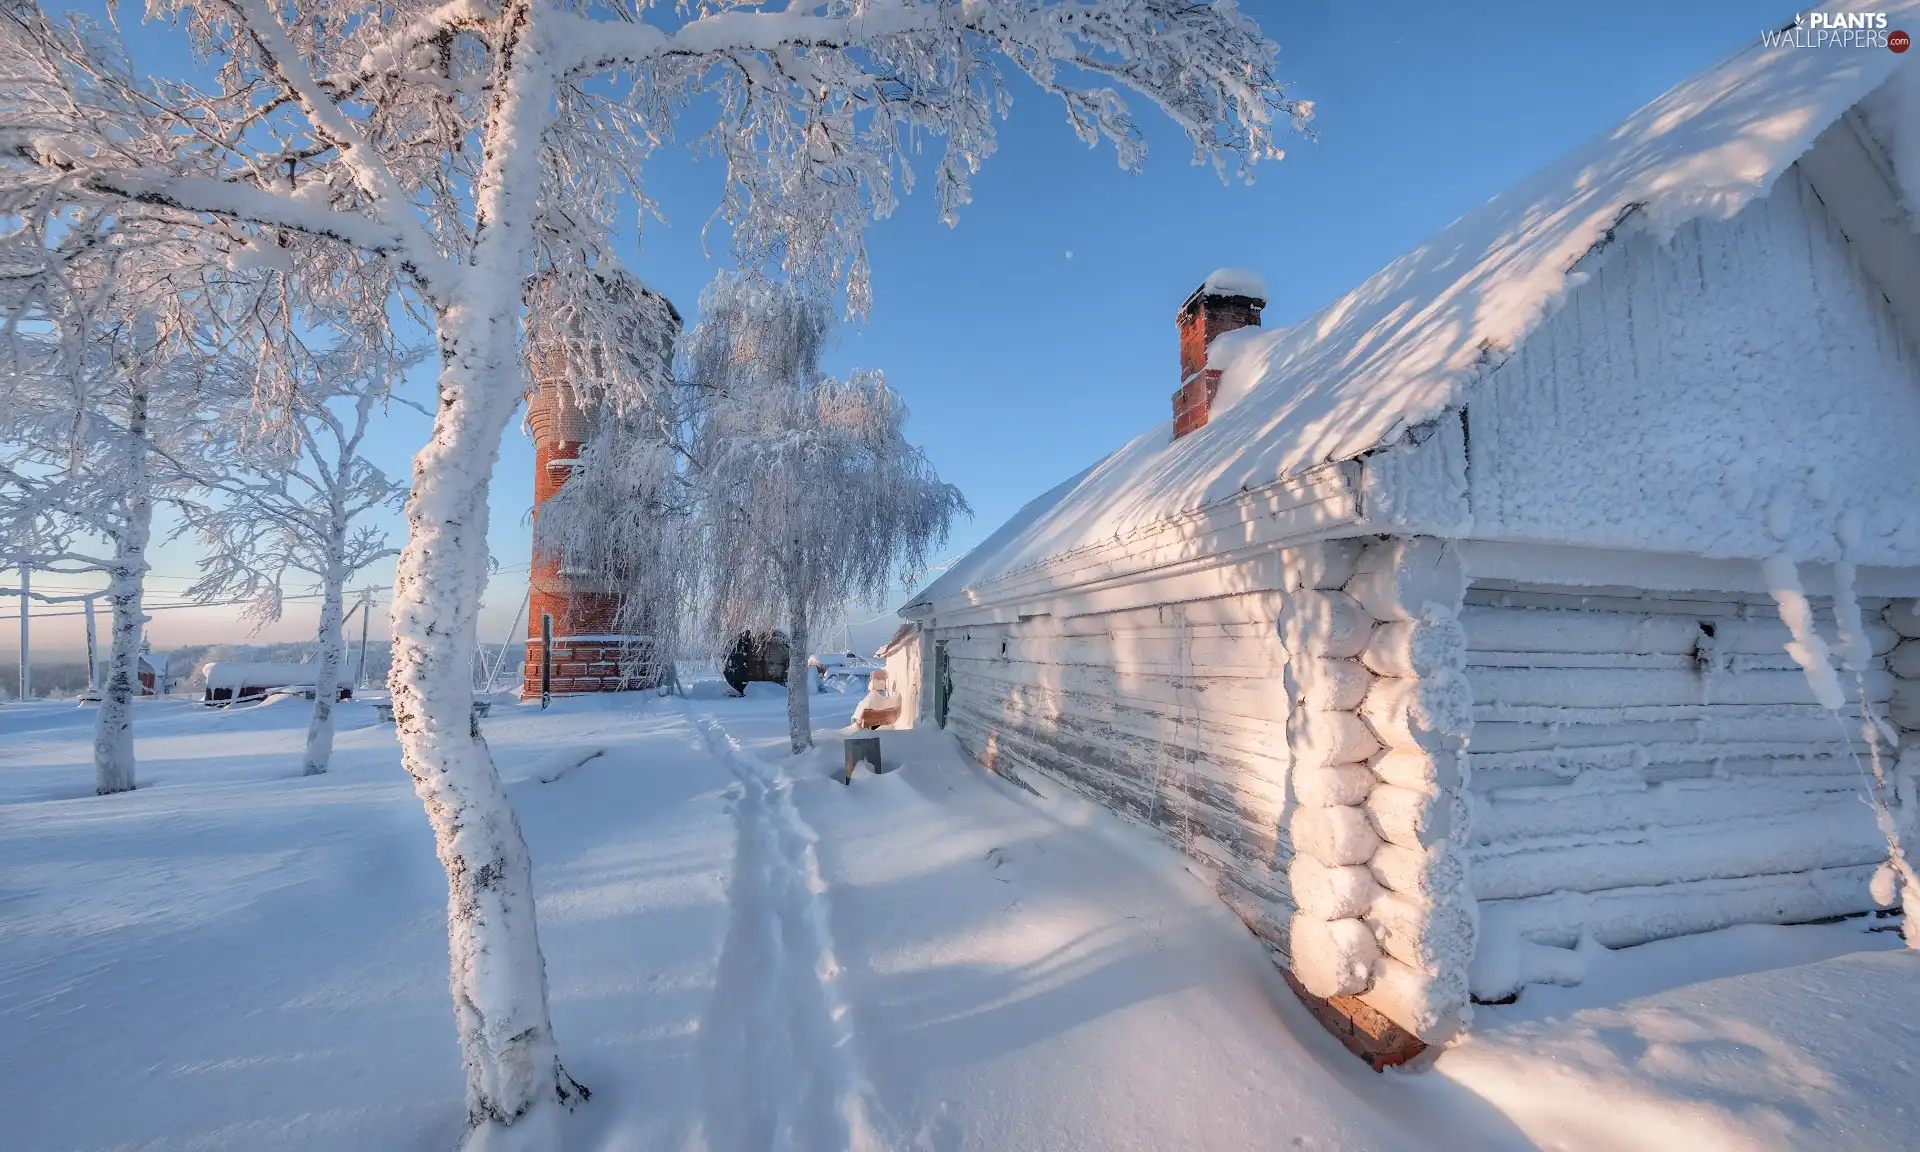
[2,685,1913,1150]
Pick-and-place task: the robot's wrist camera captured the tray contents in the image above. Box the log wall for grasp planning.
[939,584,1301,945]
[1463,579,1897,999]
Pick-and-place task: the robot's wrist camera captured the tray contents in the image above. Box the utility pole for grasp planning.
[83,594,98,699]
[355,586,373,690]
[483,587,531,696]
[16,565,28,702]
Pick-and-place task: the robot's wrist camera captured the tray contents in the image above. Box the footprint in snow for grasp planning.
[984,846,1019,883]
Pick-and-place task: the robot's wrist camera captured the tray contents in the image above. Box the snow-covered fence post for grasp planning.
[1279,536,1473,1066]
[540,611,553,710]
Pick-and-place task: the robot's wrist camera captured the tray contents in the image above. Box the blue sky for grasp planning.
[14,0,1788,659]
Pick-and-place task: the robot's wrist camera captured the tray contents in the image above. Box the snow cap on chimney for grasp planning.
[1173,268,1266,439]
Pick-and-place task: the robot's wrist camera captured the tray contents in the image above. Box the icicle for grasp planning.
[1759,554,1845,709]
[1830,560,1920,949]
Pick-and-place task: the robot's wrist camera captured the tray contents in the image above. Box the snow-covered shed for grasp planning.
[200,662,352,705]
[892,27,1920,1065]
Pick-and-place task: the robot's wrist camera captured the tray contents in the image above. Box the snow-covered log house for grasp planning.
[889,30,1920,1066]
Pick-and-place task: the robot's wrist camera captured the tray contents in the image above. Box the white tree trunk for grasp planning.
[94,378,152,796]
[392,305,579,1147]
[784,559,813,754]
[302,563,347,776]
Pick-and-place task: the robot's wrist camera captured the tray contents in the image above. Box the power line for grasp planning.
[0,589,396,623]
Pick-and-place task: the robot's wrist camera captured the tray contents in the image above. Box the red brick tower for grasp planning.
[521,286,680,698]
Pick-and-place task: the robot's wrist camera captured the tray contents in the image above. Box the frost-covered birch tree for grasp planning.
[0,276,239,793]
[176,332,409,776]
[690,273,965,752]
[0,2,1303,1140]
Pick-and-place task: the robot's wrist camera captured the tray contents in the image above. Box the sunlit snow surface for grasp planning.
[1,689,1912,1149]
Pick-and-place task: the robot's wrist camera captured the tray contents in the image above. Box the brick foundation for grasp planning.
[521,637,650,697]
[1281,970,1428,1070]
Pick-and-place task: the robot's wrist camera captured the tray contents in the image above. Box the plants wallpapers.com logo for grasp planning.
[1762,12,1909,51]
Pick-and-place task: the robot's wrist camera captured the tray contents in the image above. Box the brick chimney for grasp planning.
[1172,268,1266,438]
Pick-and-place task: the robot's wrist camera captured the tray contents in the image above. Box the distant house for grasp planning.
[875,624,922,725]
[200,662,353,705]
[137,651,168,697]
[888,34,1919,1067]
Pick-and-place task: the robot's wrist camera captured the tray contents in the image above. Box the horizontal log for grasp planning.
[1361,954,1468,1042]
[1299,658,1375,713]
[1459,603,1897,658]
[1362,674,1472,752]
[1282,539,1362,593]
[1474,772,1872,842]
[945,701,1292,871]
[1288,708,1381,769]
[1367,890,1474,971]
[1028,592,1289,636]
[948,691,1291,803]
[1363,614,1467,679]
[946,671,1285,756]
[1889,639,1920,680]
[1472,863,1880,964]
[1289,915,1379,998]
[1468,800,1884,901]
[1290,857,1380,920]
[1886,601,1920,639]
[1471,701,1886,728]
[1468,666,1892,710]
[1470,751,1875,793]
[949,657,1288,723]
[1290,805,1381,868]
[950,721,1296,923]
[1893,680,1920,729]
[1469,715,1875,754]
[1367,784,1450,848]
[943,633,1285,678]
[1464,586,1884,617]
[1217,873,1295,953]
[1349,537,1465,622]
[1370,748,1464,794]
[1277,590,1373,660]
[947,693,1288,824]
[1294,763,1375,808]
[1467,650,1839,672]
[1370,842,1468,903]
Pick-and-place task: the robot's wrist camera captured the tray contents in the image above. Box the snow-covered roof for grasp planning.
[876,621,917,657]
[908,8,1916,612]
[200,662,317,691]
[140,653,168,674]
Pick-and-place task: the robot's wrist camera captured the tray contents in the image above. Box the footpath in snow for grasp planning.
[1,685,1915,1150]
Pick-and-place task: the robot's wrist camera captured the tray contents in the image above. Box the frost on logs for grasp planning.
[1279,537,1476,1051]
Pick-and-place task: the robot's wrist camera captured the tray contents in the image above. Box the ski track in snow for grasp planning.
[687,703,878,1152]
